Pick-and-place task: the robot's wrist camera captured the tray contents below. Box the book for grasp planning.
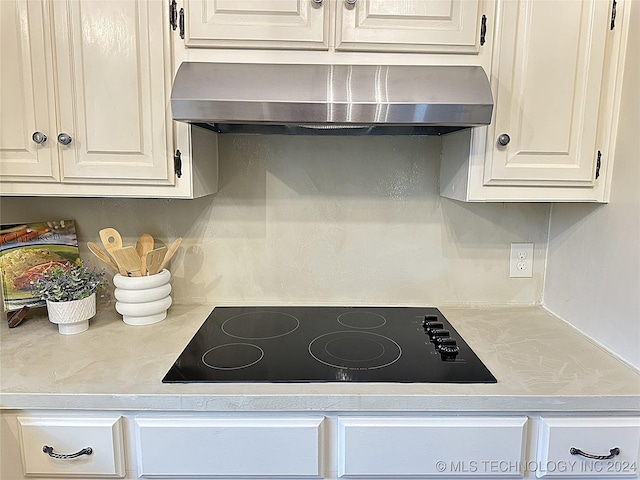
[0,220,80,312]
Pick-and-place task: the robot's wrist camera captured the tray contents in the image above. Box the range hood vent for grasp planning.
[171,63,493,136]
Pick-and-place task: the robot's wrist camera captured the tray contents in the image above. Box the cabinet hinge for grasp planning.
[179,8,185,39]
[595,150,602,179]
[480,14,487,46]
[174,150,182,178]
[610,0,617,30]
[169,0,177,31]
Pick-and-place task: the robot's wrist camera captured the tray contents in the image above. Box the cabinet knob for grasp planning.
[32,131,47,145]
[57,133,73,146]
[311,0,323,4]
[496,133,511,146]
[345,0,357,5]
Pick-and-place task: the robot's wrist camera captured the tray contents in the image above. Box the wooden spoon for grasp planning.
[111,246,142,277]
[135,233,154,273]
[99,228,126,275]
[145,246,167,276]
[87,241,119,271]
[158,237,183,272]
[99,228,123,261]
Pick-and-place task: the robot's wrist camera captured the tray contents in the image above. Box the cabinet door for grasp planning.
[135,416,324,477]
[537,417,640,478]
[336,0,482,53]
[338,416,528,477]
[17,415,125,478]
[484,0,609,186]
[185,0,329,49]
[0,0,59,182]
[53,0,174,184]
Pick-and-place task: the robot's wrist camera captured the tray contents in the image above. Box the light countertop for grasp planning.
[1,304,638,413]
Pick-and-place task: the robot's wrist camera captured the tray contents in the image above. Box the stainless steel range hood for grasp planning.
[171,62,493,135]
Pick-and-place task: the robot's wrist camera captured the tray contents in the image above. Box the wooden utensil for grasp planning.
[135,233,154,272]
[145,246,167,276]
[111,246,142,277]
[87,241,119,271]
[99,228,123,259]
[158,237,183,272]
[99,228,126,275]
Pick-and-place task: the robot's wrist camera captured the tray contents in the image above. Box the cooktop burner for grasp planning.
[162,307,496,383]
[221,311,299,339]
[309,331,402,370]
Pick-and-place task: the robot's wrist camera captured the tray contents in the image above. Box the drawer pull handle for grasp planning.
[570,447,620,460]
[43,445,93,459]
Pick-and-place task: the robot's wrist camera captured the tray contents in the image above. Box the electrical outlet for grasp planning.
[510,243,533,278]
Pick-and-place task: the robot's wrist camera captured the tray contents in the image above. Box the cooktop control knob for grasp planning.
[435,337,457,348]
[430,329,450,341]
[423,315,438,324]
[439,344,460,360]
[423,321,444,335]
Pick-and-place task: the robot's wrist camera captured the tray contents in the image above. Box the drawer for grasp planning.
[537,417,640,478]
[338,416,528,477]
[134,416,325,477]
[17,415,125,478]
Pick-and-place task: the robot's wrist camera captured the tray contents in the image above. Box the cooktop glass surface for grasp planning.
[162,306,496,383]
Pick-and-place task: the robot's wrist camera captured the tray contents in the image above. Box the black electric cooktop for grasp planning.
[162,307,496,383]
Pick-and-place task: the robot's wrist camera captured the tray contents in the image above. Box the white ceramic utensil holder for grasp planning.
[113,269,172,326]
[46,292,96,335]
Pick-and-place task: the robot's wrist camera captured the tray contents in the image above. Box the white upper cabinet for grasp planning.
[0,0,58,181]
[52,0,172,184]
[183,0,485,53]
[440,0,631,202]
[185,0,329,49]
[0,0,217,198]
[484,0,608,186]
[3,0,631,202]
[336,0,483,53]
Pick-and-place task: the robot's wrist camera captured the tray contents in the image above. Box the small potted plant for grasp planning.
[33,260,105,335]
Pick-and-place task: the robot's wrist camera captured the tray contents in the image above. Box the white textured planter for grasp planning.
[113,270,172,326]
[46,293,96,335]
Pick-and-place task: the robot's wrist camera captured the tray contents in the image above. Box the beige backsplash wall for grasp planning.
[1,135,549,306]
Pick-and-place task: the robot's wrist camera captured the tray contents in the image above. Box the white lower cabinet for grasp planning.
[134,416,325,478]
[16,415,125,478]
[2,412,639,480]
[338,416,528,478]
[537,417,640,479]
